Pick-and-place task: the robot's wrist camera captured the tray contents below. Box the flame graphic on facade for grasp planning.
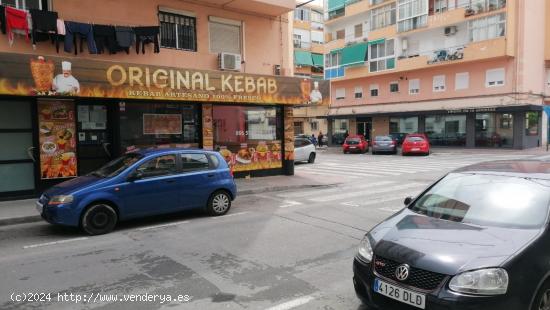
[0,79,33,95]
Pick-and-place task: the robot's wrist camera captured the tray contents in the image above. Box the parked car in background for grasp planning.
[353,160,550,310]
[402,133,430,156]
[294,138,316,163]
[36,149,237,235]
[295,134,314,143]
[343,135,369,154]
[372,135,398,155]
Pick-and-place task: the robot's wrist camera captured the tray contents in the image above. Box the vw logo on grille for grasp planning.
[395,264,410,281]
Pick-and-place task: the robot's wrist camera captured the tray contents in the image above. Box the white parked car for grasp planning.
[294,138,316,163]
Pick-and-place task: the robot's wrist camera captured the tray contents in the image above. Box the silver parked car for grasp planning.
[372,135,398,155]
[294,138,316,163]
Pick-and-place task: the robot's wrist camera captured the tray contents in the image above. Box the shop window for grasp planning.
[455,72,469,90]
[390,116,418,134]
[181,153,209,172]
[310,121,319,131]
[135,155,178,178]
[433,75,446,92]
[213,106,282,172]
[335,88,346,100]
[476,112,513,147]
[500,113,512,129]
[370,84,379,97]
[209,17,241,54]
[0,0,42,10]
[390,82,399,93]
[159,10,197,51]
[425,115,466,146]
[525,112,539,136]
[354,86,363,99]
[409,78,420,94]
[119,103,199,153]
[486,68,505,87]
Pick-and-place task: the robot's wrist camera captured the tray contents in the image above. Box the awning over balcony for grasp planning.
[368,38,385,45]
[312,53,324,67]
[295,51,314,66]
[341,42,368,67]
[328,0,346,12]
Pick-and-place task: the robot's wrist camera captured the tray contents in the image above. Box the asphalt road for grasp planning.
[0,150,540,310]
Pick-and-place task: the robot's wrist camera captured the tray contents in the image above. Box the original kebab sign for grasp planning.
[0,52,330,105]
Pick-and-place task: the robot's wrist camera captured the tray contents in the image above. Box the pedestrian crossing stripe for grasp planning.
[308,183,429,203]
[277,180,397,199]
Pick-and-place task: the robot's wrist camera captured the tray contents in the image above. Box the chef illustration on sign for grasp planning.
[309,81,323,104]
[52,61,80,95]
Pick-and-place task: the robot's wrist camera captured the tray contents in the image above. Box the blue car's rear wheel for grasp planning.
[207,191,231,216]
[81,203,117,235]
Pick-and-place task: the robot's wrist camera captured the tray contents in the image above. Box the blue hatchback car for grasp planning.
[37,148,237,235]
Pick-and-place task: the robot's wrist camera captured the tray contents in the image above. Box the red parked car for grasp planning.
[343,135,369,154]
[402,133,430,156]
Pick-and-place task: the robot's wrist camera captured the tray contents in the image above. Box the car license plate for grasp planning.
[411,148,420,151]
[374,278,425,309]
[349,146,356,149]
[35,201,43,214]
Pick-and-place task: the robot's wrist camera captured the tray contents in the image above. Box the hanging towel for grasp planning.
[5,6,30,45]
[115,26,135,54]
[134,26,160,54]
[30,9,58,49]
[0,5,6,34]
[93,24,117,54]
[64,21,97,55]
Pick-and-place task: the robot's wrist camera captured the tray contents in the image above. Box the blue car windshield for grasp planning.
[409,173,550,229]
[91,153,144,178]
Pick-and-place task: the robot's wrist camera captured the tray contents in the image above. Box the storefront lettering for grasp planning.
[107,65,278,94]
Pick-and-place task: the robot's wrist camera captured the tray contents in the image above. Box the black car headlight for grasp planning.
[449,268,508,295]
[357,235,373,263]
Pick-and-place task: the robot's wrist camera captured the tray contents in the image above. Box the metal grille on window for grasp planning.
[159,11,196,51]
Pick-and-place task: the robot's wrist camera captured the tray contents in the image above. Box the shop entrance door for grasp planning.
[0,100,38,199]
[76,102,115,175]
[357,121,371,140]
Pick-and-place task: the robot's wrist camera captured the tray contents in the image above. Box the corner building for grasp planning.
[323,0,548,149]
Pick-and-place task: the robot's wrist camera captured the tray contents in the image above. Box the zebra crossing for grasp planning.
[296,153,536,179]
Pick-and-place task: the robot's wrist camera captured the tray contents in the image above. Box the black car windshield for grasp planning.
[409,173,550,229]
[375,136,392,141]
[91,153,144,178]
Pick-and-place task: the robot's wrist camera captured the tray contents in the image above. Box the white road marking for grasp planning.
[309,183,429,203]
[23,237,89,249]
[211,211,249,219]
[341,201,360,207]
[265,296,315,310]
[138,220,190,231]
[279,200,302,208]
[277,181,396,199]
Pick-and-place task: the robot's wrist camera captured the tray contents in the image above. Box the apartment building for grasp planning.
[323,0,547,149]
[292,1,329,137]
[0,0,316,200]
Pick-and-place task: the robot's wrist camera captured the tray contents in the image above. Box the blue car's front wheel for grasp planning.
[81,203,118,235]
[207,191,231,216]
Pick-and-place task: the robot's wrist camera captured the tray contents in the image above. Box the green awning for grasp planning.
[312,53,324,67]
[341,43,368,67]
[294,51,313,66]
[368,38,385,45]
[328,0,346,11]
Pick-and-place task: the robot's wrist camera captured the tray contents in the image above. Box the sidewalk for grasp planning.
[0,174,340,227]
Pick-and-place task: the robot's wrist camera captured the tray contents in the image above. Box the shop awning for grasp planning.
[294,51,313,66]
[341,43,368,67]
[312,53,324,67]
[368,38,385,45]
[328,0,346,12]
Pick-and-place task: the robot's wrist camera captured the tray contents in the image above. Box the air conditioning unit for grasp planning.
[444,26,458,36]
[401,38,409,51]
[219,52,242,71]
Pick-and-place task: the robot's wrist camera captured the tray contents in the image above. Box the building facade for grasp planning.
[0,0,326,200]
[292,1,330,138]
[323,0,548,149]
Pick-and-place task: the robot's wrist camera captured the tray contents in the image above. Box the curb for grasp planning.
[0,183,340,227]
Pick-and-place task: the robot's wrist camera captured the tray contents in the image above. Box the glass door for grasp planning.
[0,100,37,198]
[76,102,114,175]
[356,121,372,140]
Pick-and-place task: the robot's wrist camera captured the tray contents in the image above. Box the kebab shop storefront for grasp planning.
[0,53,329,200]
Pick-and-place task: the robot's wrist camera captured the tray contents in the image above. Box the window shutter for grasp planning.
[433,75,445,91]
[455,72,469,90]
[209,21,241,54]
[335,88,346,99]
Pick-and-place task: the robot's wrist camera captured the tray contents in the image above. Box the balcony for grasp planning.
[197,0,294,16]
[324,39,346,53]
[345,0,371,18]
[336,37,510,80]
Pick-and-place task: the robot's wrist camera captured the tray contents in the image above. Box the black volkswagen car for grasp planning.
[353,160,550,310]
